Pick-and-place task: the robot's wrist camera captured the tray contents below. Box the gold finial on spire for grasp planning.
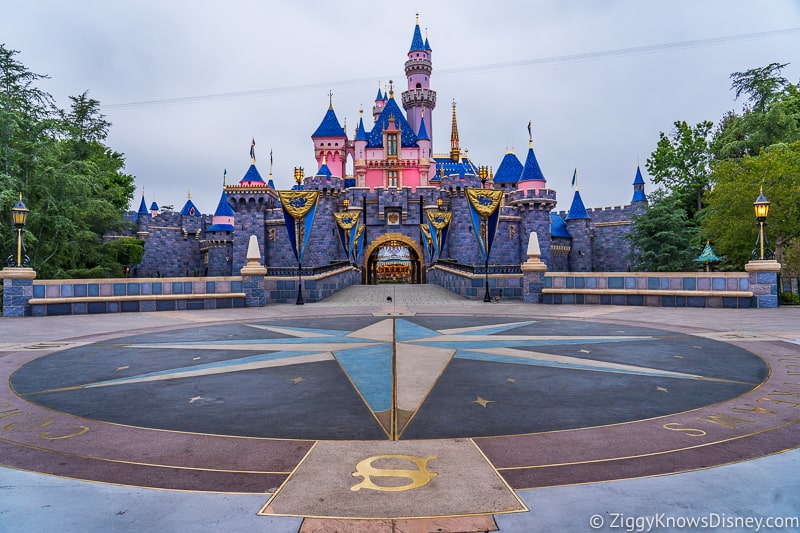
[343,116,347,135]
[187,189,191,200]
[250,138,256,164]
[328,90,333,110]
[416,12,419,24]
[450,99,461,162]
[360,105,363,117]
[223,169,227,186]
[388,80,394,98]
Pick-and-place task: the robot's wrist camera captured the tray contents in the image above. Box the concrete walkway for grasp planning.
[1,287,798,532]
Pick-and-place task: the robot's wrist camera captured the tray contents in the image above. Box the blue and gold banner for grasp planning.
[426,210,452,262]
[352,224,366,264]
[278,190,320,264]
[419,223,434,264]
[334,210,360,261]
[465,187,503,261]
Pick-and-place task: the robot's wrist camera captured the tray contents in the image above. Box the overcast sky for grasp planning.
[2,1,799,214]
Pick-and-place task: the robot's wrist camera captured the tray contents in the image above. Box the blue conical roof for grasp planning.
[632,165,647,203]
[375,87,383,101]
[409,23,425,52]
[239,164,265,184]
[355,116,368,141]
[316,163,333,178]
[566,190,589,220]
[550,213,572,238]
[149,201,158,211]
[424,37,431,51]
[518,147,546,182]
[180,199,200,216]
[137,195,148,215]
[312,107,346,138]
[417,115,430,140]
[493,152,524,184]
[367,97,418,148]
[213,191,234,217]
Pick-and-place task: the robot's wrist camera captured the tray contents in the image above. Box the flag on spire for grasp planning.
[527,120,532,142]
[250,139,256,163]
[571,168,578,189]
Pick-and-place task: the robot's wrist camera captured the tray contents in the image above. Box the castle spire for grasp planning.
[450,100,461,162]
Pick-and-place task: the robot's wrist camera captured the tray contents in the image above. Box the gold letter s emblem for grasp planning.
[351,454,438,492]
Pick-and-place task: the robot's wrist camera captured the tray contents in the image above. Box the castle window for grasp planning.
[416,83,422,89]
[388,171,398,188]
[387,134,397,157]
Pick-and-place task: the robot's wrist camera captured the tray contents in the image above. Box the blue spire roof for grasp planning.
[409,22,425,52]
[355,116,368,141]
[149,200,158,211]
[566,190,590,220]
[424,37,431,51]
[316,163,333,178]
[267,178,275,189]
[366,97,418,148]
[633,165,645,184]
[239,164,265,184]
[550,213,572,238]
[417,115,430,140]
[180,198,200,216]
[137,195,148,215]
[312,107,346,138]
[213,191,234,217]
[632,165,647,203]
[375,87,383,101]
[493,152,524,184]
[518,147,546,182]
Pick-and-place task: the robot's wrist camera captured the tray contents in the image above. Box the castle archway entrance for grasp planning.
[364,233,424,285]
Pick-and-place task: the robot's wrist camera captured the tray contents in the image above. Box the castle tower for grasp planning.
[516,124,547,193]
[372,85,385,124]
[204,189,235,276]
[632,164,647,204]
[402,15,436,145]
[564,173,592,272]
[312,94,348,179]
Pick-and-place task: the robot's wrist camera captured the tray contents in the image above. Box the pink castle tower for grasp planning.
[401,14,437,145]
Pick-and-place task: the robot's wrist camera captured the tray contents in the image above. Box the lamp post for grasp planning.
[752,187,774,260]
[343,198,350,211]
[9,193,30,268]
[437,197,443,211]
[478,166,488,189]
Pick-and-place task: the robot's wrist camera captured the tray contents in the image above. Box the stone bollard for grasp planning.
[744,260,781,308]
[521,232,547,303]
[0,267,37,317]
[240,235,267,307]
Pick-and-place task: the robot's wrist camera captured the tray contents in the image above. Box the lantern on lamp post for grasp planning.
[752,187,774,261]
[8,193,30,268]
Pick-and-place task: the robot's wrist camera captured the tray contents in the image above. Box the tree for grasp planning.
[646,120,714,218]
[627,193,700,272]
[703,142,800,268]
[730,62,790,113]
[0,44,136,278]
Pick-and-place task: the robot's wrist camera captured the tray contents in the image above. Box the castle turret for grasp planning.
[204,190,235,276]
[516,124,547,193]
[402,15,436,145]
[565,174,592,271]
[149,199,159,218]
[312,95,348,179]
[632,165,647,204]
[449,100,460,162]
[492,151,523,190]
[372,84,385,123]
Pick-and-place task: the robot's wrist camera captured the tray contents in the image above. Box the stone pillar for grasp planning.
[521,232,547,303]
[1,267,37,317]
[744,259,781,308]
[240,235,267,307]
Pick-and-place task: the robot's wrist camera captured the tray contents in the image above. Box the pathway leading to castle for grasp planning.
[1,290,799,531]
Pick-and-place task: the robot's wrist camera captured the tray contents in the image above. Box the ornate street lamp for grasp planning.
[8,193,30,268]
[343,198,350,211]
[293,167,304,189]
[437,198,443,211]
[752,187,774,260]
[478,166,489,188]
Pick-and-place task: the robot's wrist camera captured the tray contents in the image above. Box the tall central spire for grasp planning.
[450,100,461,162]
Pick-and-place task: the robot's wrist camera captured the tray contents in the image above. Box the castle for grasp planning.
[125,17,647,294]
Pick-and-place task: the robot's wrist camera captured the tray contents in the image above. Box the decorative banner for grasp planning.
[278,190,320,264]
[426,211,452,262]
[352,224,366,264]
[465,187,503,261]
[334,210,361,260]
[419,223,434,264]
